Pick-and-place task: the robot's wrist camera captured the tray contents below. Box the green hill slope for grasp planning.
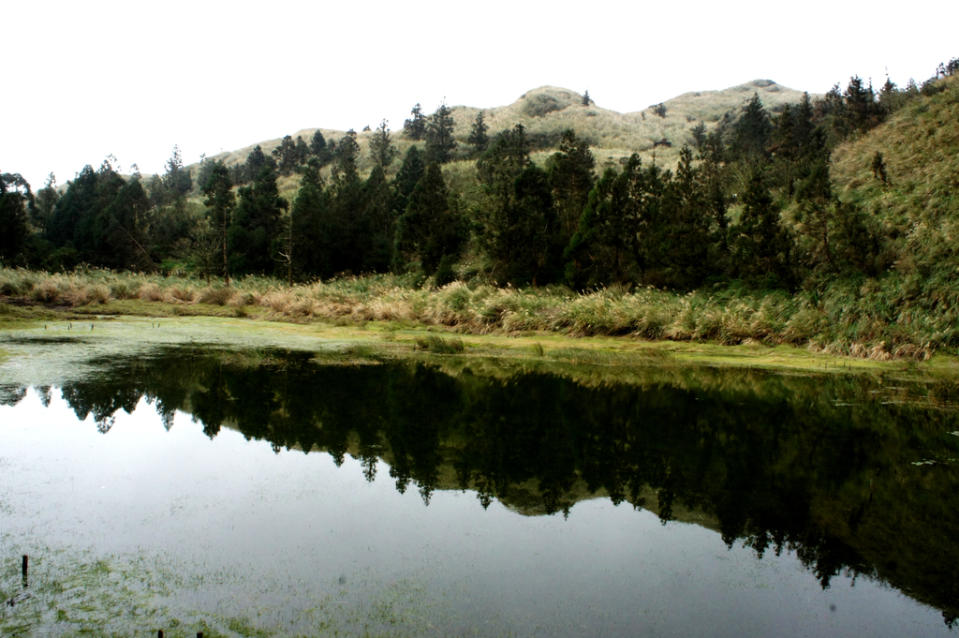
[207,79,809,176]
[831,73,959,276]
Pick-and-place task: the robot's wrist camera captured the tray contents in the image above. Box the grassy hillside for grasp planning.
[831,73,959,274]
[205,79,809,179]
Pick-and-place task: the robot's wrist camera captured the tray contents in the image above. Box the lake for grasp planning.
[1,328,958,636]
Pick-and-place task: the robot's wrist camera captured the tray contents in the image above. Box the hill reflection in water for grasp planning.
[3,344,959,630]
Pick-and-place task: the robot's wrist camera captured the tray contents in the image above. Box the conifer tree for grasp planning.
[369,120,397,170]
[230,163,286,276]
[391,145,426,219]
[201,160,235,283]
[730,168,793,287]
[467,111,489,153]
[290,159,330,278]
[272,135,299,176]
[0,173,32,263]
[425,103,457,164]
[395,163,465,275]
[403,103,427,140]
[362,165,395,271]
[33,173,59,236]
[730,94,771,163]
[547,129,595,246]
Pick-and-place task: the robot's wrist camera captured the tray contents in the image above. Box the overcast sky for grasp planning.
[3,0,957,188]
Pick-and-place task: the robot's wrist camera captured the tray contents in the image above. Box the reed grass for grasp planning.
[2,267,954,360]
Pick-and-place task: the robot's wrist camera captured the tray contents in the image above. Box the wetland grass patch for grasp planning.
[1,267,953,360]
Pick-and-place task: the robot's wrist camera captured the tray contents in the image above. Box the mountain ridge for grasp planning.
[206,79,811,173]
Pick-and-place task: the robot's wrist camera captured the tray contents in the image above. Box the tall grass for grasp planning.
[2,267,954,359]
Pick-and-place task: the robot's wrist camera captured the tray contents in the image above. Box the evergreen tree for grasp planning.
[162,145,192,203]
[201,160,235,283]
[230,163,286,276]
[467,111,489,153]
[477,125,529,283]
[843,76,882,133]
[0,173,32,263]
[325,130,365,274]
[290,159,331,278]
[32,172,59,236]
[309,130,330,164]
[100,176,153,270]
[295,136,310,167]
[659,147,711,289]
[730,94,772,163]
[395,163,466,275]
[425,103,457,164]
[272,135,300,176]
[730,168,794,287]
[564,163,639,288]
[332,130,360,184]
[242,145,275,184]
[369,120,397,170]
[391,145,426,220]
[48,164,98,262]
[362,165,395,271]
[403,103,427,140]
[477,125,556,284]
[547,129,595,248]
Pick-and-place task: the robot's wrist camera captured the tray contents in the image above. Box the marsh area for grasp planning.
[1,318,958,636]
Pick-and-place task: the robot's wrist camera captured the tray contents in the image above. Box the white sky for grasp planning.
[3,0,957,189]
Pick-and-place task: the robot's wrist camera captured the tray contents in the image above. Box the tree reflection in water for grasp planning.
[3,344,958,626]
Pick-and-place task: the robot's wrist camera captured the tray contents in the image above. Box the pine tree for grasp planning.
[369,120,397,170]
[290,159,331,278]
[425,102,457,164]
[230,163,286,276]
[395,163,465,275]
[272,135,300,176]
[547,129,595,261]
[403,103,427,140]
[32,173,59,236]
[467,111,489,153]
[201,160,235,283]
[332,130,360,185]
[0,173,32,263]
[730,168,793,287]
[730,94,771,163]
[362,165,394,271]
[391,145,426,220]
[309,130,329,163]
[295,136,310,167]
[163,145,192,202]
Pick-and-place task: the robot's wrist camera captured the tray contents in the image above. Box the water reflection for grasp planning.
[3,344,959,626]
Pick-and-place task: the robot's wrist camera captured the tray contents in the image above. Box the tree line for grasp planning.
[2,58,956,291]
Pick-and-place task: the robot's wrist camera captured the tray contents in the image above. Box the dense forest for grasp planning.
[2,58,957,295]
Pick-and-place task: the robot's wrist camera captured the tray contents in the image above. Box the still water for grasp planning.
[1,343,957,636]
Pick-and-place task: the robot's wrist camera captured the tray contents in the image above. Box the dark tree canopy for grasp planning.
[403,103,427,141]
[425,103,457,164]
[369,120,397,170]
[467,111,489,153]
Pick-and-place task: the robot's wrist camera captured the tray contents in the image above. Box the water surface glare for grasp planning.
[0,345,957,636]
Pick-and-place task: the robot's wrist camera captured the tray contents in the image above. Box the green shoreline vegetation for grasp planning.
[2,59,958,364]
[2,267,959,370]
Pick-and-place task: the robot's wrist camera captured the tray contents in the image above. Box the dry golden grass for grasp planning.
[2,268,952,360]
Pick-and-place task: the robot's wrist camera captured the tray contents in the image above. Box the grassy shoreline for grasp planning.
[1,267,956,365]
